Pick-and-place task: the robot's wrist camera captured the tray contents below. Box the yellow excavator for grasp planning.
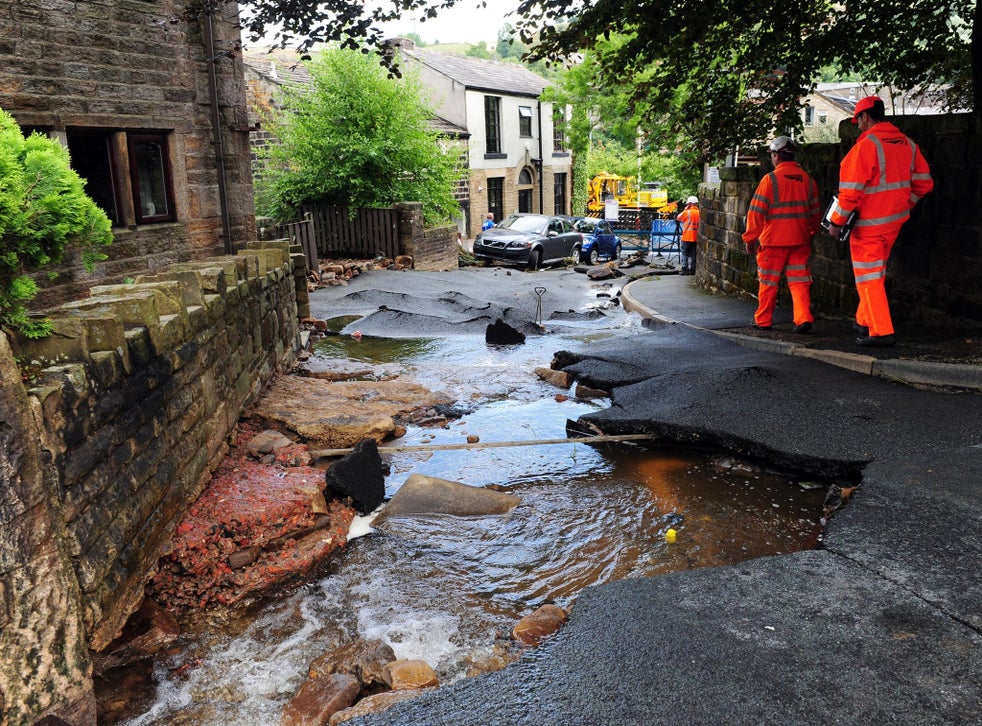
[586,173,672,215]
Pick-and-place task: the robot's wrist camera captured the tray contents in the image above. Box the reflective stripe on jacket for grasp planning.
[677,204,700,242]
[830,121,933,234]
[742,161,820,247]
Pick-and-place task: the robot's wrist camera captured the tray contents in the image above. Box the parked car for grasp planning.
[571,217,622,265]
[473,213,583,270]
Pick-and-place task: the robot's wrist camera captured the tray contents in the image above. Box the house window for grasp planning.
[553,108,567,152]
[487,177,504,223]
[66,129,123,225]
[66,128,176,226]
[485,96,501,154]
[129,134,175,224]
[554,172,567,215]
[518,167,534,213]
[817,110,828,125]
[518,105,533,137]
[803,105,815,126]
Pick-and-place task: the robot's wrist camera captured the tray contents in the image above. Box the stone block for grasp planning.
[10,314,90,366]
[133,270,206,310]
[234,251,262,279]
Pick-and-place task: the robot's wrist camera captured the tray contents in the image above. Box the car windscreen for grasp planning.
[500,215,549,234]
[573,219,598,233]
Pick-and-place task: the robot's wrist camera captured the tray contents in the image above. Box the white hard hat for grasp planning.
[686,196,698,205]
[768,136,796,154]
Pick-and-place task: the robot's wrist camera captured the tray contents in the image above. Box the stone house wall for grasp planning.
[0,241,304,721]
[0,0,256,311]
[697,113,982,327]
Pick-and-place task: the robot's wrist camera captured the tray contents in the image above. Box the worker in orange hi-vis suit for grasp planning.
[827,95,934,348]
[742,136,821,333]
[677,196,700,274]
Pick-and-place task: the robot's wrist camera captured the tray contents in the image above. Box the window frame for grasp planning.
[518,105,533,137]
[487,176,504,223]
[485,96,502,155]
[128,132,176,225]
[553,172,568,216]
[552,107,567,152]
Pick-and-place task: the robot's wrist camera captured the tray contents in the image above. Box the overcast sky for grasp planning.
[383,0,521,46]
[241,0,523,51]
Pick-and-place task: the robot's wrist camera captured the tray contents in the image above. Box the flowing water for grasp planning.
[102,299,828,725]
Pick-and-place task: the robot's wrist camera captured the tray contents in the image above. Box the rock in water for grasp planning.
[485,318,526,345]
[325,439,386,514]
[377,473,521,520]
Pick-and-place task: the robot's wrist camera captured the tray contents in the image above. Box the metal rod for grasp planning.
[311,433,656,459]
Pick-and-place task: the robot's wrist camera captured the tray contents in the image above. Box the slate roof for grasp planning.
[401,46,549,98]
[241,51,468,138]
[242,52,313,87]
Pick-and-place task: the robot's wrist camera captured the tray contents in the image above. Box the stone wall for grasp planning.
[698,113,982,326]
[1,0,256,311]
[395,203,461,271]
[1,241,304,722]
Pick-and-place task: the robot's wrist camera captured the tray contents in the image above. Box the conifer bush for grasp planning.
[0,108,113,338]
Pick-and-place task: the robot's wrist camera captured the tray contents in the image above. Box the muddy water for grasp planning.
[106,303,828,725]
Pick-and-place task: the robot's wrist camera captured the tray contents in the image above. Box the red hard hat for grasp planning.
[852,96,880,123]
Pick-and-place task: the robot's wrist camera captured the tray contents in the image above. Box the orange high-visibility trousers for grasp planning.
[753,244,813,328]
[850,229,897,337]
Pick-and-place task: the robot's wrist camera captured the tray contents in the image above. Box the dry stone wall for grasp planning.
[1,241,304,721]
[698,113,982,326]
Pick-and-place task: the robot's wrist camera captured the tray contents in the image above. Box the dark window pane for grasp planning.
[485,96,501,154]
[487,177,504,221]
[66,129,120,225]
[129,133,175,223]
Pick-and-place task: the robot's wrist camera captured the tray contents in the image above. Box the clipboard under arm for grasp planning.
[821,195,858,242]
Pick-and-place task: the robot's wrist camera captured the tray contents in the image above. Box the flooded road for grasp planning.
[104,275,828,725]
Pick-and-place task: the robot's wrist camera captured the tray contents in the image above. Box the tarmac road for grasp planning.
[309,265,982,726]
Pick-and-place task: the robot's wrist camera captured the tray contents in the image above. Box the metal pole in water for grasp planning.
[534,286,546,326]
[311,433,657,459]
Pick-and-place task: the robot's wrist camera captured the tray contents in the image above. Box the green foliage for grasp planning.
[465,41,493,59]
[0,108,113,337]
[255,47,462,225]
[544,39,701,210]
[523,0,977,162]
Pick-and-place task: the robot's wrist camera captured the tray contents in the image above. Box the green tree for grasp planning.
[255,47,462,225]
[0,109,112,338]
[544,40,701,210]
[522,0,977,161]
[465,41,493,59]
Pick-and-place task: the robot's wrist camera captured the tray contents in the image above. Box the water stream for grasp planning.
[103,297,828,724]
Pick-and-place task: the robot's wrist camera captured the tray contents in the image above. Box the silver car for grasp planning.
[473,213,583,270]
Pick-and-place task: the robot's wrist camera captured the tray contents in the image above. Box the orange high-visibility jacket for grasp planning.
[677,204,700,242]
[743,161,821,247]
[830,121,933,235]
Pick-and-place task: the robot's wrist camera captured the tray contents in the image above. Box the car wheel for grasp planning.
[572,244,581,262]
[588,248,599,265]
[613,243,622,260]
[526,249,541,271]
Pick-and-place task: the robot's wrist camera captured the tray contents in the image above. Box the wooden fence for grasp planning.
[276,216,318,273]
[299,205,401,260]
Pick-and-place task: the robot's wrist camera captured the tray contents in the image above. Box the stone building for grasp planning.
[0,0,256,309]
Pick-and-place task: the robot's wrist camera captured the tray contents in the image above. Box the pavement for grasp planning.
[321,265,982,726]
[618,267,982,393]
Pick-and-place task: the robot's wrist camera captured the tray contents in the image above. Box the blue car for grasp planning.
[571,217,621,265]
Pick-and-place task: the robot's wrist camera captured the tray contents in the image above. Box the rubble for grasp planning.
[147,424,355,611]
